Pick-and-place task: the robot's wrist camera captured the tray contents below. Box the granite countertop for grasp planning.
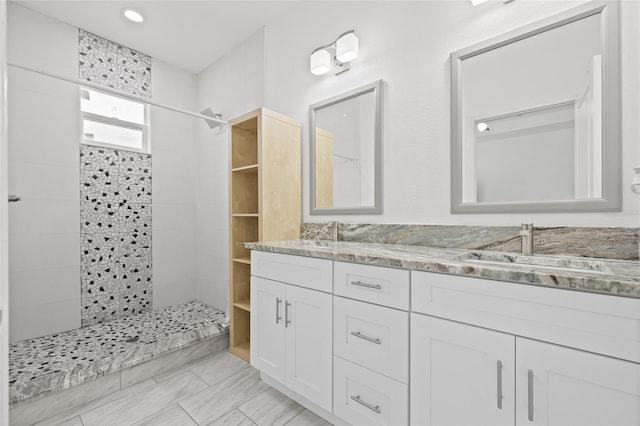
[244,240,640,299]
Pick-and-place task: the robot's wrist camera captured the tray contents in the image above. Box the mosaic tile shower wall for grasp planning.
[78,29,151,98]
[80,145,152,326]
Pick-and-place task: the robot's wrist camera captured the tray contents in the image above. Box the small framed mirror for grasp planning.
[451,1,620,213]
[310,80,382,215]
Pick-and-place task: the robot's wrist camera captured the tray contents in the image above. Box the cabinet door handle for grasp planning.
[527,369,534,422]
[275,298,282,324]
[497,360,503,410]
[350,280,382,290]
[285,301,291,327]
[350,331,381,345]
[350,395,381,414]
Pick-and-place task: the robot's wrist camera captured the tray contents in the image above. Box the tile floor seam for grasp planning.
[236,387,271,424]
[178,403,199,426]
[76,378,167,425]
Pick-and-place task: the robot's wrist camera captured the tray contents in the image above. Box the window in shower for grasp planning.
[80,87,149,153]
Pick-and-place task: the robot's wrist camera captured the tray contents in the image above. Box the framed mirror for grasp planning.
[310,80,382,215]
[451,1,620,214]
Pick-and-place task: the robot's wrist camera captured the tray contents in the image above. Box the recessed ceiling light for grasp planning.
[122,8,144,23]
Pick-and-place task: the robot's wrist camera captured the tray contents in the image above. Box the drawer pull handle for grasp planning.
[275,298,282,324]
[350,395,381,414]
[497,360,503,410]
[285,301,291,327]
[350,331,381,345]
[350,281,382,290]
[528,369,534,422]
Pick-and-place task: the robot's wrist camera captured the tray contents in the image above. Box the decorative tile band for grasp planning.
[80,145,152,326]
[301,223,640,260]
[79,29,151,98]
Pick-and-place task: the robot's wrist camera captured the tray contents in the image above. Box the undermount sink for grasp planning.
[456,251,613,274]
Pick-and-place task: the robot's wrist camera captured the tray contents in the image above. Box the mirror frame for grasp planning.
[450,1,620,214]
[309,79,383,215]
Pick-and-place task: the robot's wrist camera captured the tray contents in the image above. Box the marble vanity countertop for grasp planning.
[244,240,640,299]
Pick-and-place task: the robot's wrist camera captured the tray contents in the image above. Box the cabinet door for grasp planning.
[411,314,515,426]
[284,284,333,412]
[250,277,286,382]
[516,338,640,426]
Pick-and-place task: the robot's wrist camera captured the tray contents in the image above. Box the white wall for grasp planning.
[7,3,81,342]
[194,28,265,313]
[7,4,199,341]
[264,0,640,227]
[150,61,199,309]
[1,0,10,421]
[194,0,640,310]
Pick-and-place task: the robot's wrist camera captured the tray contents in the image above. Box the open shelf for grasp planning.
[233,299,251,312]
[232,164,258,174]
[228,108,301,364]
[231,117,258,169]
[231,172,258,214]
[230,341,250,361]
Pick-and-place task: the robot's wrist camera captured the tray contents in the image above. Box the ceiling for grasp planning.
[12,0,302,74]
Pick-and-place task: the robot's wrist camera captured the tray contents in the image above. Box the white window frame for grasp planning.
[80,87,150,154]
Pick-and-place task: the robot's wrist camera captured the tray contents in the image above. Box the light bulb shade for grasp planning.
[310,48,331,75]
[336,31,359,63]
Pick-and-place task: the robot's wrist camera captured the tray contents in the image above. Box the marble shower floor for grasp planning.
[9,301,229,405]
[31,350,331,426]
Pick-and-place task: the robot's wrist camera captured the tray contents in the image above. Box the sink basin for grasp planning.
[456,252,612,274]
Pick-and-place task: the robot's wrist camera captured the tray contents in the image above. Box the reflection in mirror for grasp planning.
[310,80,382,214]
[451,1,620,213]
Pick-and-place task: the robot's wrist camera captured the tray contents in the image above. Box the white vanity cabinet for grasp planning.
[250,253,333,412]
[249,249,640,426]
[411,270,640,426]
[515,338,640,426]
[410,315,515,426]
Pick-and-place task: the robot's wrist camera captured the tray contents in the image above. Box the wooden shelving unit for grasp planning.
[228,108,301,362]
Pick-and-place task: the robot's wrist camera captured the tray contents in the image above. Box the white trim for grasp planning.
[0,1,9,424]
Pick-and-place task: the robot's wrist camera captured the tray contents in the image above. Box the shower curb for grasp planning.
[10,332,229,426]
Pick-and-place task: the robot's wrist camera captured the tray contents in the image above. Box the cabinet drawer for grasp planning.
[334,262,410,310]
[251,251,333,293]
[333,356,408,426]
[334,296,409,383]
[412,270,640,363]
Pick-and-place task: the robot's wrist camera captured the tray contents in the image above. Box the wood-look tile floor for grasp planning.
[37,351,333,426]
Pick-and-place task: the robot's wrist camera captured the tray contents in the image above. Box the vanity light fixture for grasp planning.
[310,30,359,76]
[122,8,144,23]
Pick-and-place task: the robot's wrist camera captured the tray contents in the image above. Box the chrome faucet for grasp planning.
[329,221,339,242]
[520,223,534,256]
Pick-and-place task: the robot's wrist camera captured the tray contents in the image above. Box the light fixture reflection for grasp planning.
[477,122,490,132]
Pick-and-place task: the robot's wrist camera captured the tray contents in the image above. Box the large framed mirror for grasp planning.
[310,80,382,215]
[451,1,620,213]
